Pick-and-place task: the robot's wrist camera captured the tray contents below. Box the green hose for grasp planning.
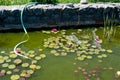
[14,2,39,58]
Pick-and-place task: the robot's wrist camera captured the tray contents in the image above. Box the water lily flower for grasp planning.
[15,49,21,53]
[51,28,57,33]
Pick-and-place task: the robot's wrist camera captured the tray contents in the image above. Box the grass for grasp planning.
[0,0,119,5]
[0,27,120,80]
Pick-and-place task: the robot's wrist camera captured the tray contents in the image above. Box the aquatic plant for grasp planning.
[103,13,117,41]
[43,29,113,61]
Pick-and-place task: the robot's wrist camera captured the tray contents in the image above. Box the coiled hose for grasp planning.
[14,2,39,58]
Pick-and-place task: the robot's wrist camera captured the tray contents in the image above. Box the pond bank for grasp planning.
[0,3,120,30]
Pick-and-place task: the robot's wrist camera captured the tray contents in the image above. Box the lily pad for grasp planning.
[6,59,11,62]
[36,66,41,70]
[107,49,113,53]
[40,54,46,58]
[2,63,9,67]
[29,64,36,69]
[8,64,16,69]
[22,63,29,68]
[27,70,34,74]
[87,56,92,59]
[25,74,31,78]
[35,56,41,60]
[3,56,9,60]
[0,59,4,64]
[1,70,6,74]
[6,71,12,75]
[13,68,19,73]
[13,59,22,65]
[77,57,84,61]
[10,54,17,58]
[31,60,37,64]
[11,75,20,80]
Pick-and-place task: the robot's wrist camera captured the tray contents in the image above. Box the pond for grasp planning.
[0,26,120,80]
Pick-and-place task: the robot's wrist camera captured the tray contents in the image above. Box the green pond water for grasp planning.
[0,26,120,80]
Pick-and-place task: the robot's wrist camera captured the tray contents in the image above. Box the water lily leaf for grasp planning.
[27,70,34,74]
[86,56,92,59]
[35,56,41,60]
[97,55,103,58]
[36,66,41,70]
[13,59,22,65]
[29,64,36,69]
[101,54,107,57]
[29,54,35,58]
[13,68,19,73]
[6,71,12,75]
[8,64,16,69]
[6,59,11,62]
[61,52,67,56]
[38,49,43,51]
[10,54,17,58]
[77,57,84,61]
[20,73,26,77]
[1,51,5,54]
[2,63,9,67]
[54,53,60,56]
[0,56,3,59]
[0,59,4,64]
[11,75,20,80]
[25,74,31,78]
[1,70,6,73]
[22,63,29,67]
[3,56,9,60]
[40,54,46,58]
[28,50,35,54]
[31,60,37,64]
[107,49,113,53]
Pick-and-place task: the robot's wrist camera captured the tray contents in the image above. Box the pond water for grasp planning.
[0,26,120,80]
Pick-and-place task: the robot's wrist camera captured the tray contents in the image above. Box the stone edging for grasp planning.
[0,3,120,30]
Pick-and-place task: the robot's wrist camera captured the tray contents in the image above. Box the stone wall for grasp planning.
[0,3,120,30]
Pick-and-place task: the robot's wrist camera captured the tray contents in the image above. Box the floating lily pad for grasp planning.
[29,64,36,69]
[97,55,103,58]
[8,64,16,69]
[35,56,41,60]
[1,70,6,74]
[107,49,113,53]
[31,60,37,64]
[20,73,26,77]
[54,53,60,56]
[36,66,41,70]
[3,56,9,60]
[2,63,9,67]
[13,68,19,73]
[77,57,84,61]
[87,56,92,59]
[29,54,35,58]
[101,54,107,57]
[13,59,22,65]
[6,71,12,75]
[11,75,20,80]
[27,70,34,74]
[6,59,11,62]
[10,54,17,58]
[0,59,4,64]
[40,54,46,58]
[25,74,31,78]
[22,63,29,68]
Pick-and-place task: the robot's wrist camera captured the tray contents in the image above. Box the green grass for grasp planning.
[0,0,119,5]
[0,27,120,80]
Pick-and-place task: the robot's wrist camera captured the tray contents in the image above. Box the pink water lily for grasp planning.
[51,28,57,32]
[15,49,21,53]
